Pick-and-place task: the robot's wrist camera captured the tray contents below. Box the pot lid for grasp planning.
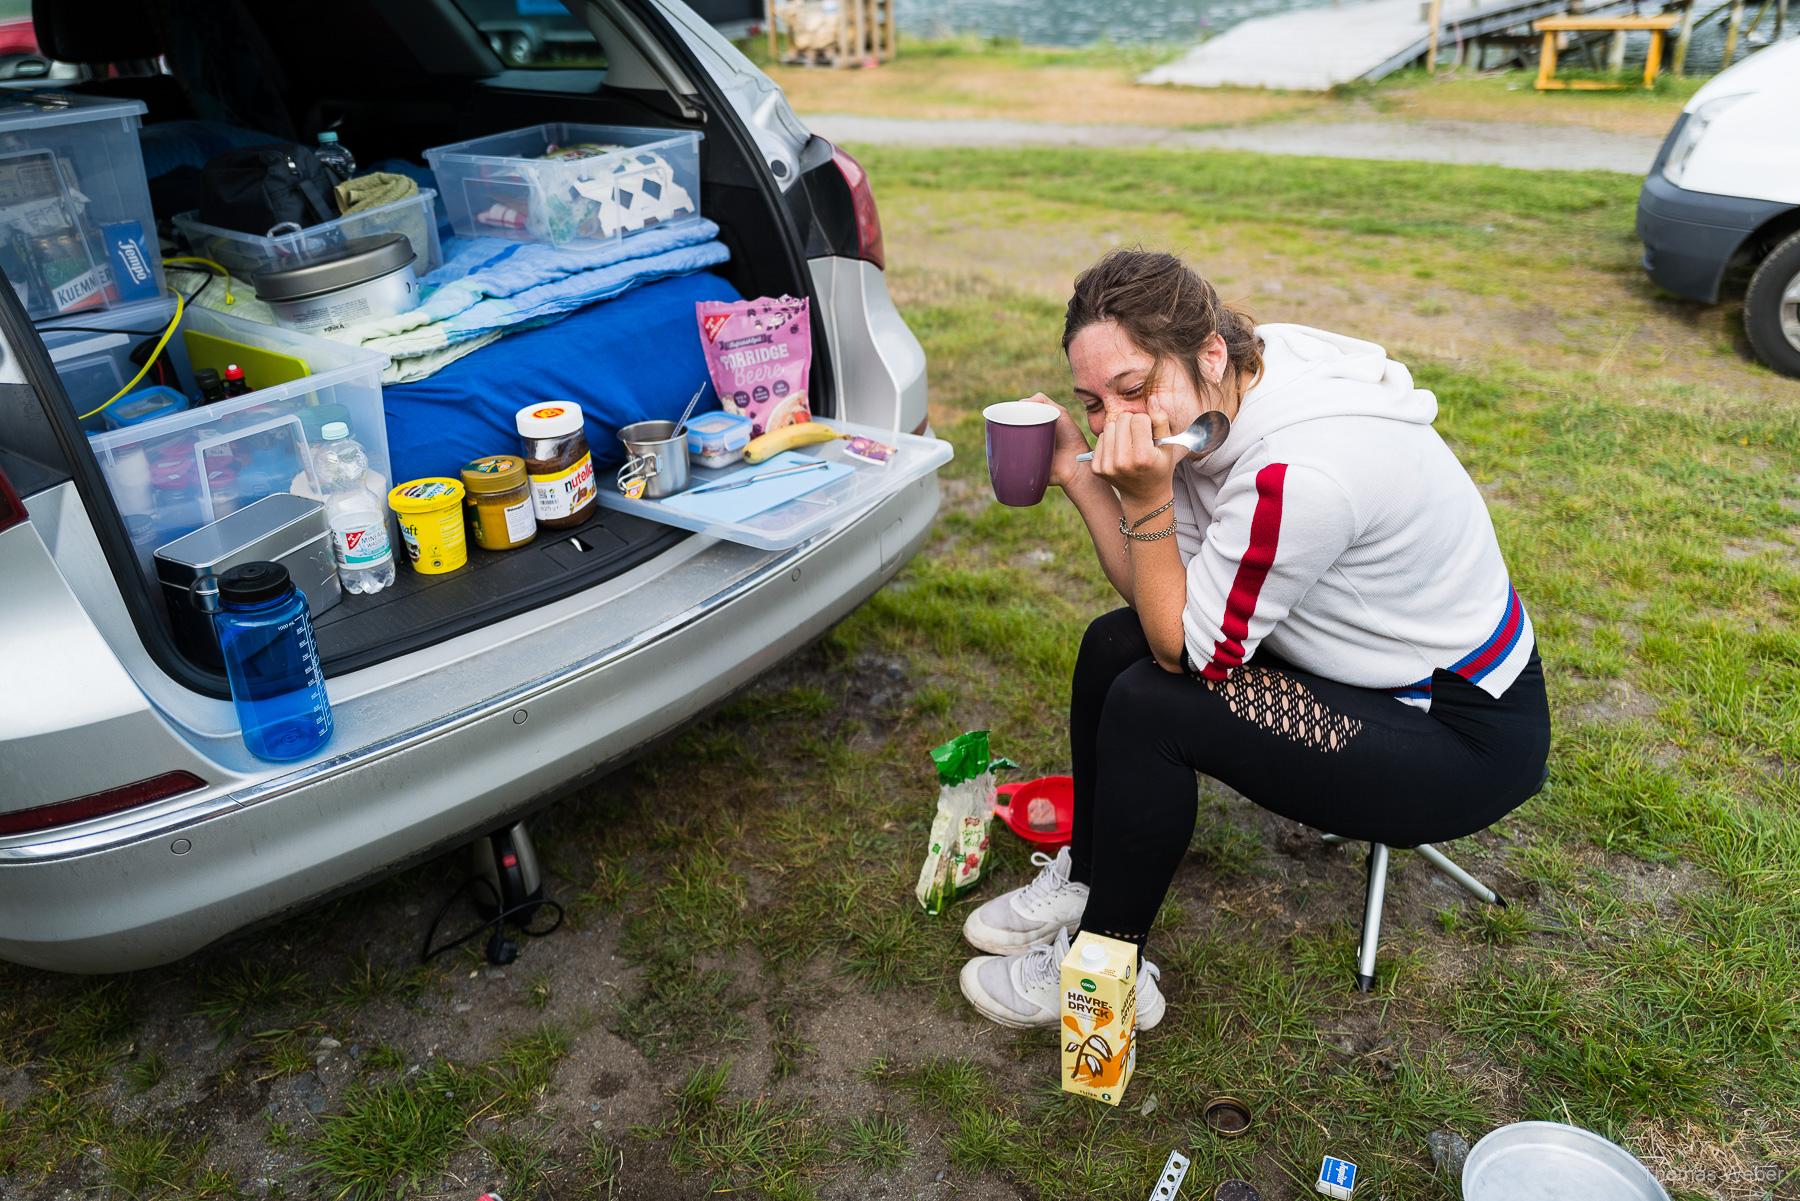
[252,234,415,302]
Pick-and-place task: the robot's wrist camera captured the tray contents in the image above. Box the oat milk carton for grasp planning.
[1060,931,1138,1106]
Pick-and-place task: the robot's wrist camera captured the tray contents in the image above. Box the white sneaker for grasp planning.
[959,927,1167,1031]
[963,846,1089,954]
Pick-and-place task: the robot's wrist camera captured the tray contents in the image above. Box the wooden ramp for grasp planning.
[1141,0,1628,91]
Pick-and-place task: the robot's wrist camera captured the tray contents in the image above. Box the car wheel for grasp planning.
[1743,228,1800,379]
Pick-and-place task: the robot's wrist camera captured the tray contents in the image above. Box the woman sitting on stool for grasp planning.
[959,249,1551,1030]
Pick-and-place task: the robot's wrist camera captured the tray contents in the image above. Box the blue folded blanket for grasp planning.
[382,268,743,487]
[340,218,730,384]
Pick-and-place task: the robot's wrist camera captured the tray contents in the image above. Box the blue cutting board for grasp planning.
[657,451,853,523]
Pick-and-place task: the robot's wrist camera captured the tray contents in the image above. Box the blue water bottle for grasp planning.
[212,561,333,762]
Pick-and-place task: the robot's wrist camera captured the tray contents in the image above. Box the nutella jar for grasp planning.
[515,403,597,529]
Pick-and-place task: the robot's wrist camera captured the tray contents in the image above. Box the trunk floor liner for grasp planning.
[312,506,684,673]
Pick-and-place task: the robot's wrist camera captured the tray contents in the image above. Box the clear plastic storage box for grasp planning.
[172,189,444,280]
[0,92,163,321]
[41,295,194,430]
[84,307,392,579]
[425,124,702,247]
[596,420,953,550]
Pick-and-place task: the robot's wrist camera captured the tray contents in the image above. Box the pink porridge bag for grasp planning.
[696,295,813,436]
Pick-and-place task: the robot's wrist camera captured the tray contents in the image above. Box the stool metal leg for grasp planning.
[1320,831,1504,990]
[1356,843,1388,993]
[1414,843,1505,906]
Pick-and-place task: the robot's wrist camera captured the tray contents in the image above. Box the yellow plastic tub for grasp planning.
[388,478,467,574]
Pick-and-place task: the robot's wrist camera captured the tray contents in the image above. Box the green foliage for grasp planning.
[656,1064,834,1200]
[842,1114,913,1174]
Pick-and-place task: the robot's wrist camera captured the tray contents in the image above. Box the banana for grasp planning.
[742,420,841,464]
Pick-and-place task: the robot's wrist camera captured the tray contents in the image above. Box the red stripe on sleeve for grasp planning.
[1200,462,1288,681]
[1456,589,1523,682]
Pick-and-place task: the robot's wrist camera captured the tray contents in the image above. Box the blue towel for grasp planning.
[382,268,742,486]
[339,219,730,383]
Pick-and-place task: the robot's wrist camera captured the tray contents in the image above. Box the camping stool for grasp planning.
[1324,765,1546,991]
[1320,834,1504,993]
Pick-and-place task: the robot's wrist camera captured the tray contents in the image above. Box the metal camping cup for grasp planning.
[616,419,691,500]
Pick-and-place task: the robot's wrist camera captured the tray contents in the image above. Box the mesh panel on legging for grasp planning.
[1196,665,1366,753]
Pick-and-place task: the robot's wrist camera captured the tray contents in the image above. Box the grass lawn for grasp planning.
[753,35,1700,136]
[2,147,1797,1200]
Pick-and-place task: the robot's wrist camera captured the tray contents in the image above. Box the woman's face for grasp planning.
[1067,319,1212,439]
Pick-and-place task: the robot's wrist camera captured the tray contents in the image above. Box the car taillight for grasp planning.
[831,144,885,271]
[0,771,206,837]
[0,462,24,535]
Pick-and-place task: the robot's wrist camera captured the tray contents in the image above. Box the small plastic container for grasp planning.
[426,123,702,247]
[684,410,753,469]
[172,188,442,280]
[0,93,162,321]
[210,560,333,763]
[102,385,188,430]
[460,455,538,551]
[992,776,1074,850]
[388,478,468,574]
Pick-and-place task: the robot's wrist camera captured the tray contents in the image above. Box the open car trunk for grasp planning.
[28,0,834,697]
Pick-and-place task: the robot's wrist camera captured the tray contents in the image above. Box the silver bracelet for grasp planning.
[1120,516,1177,542]
[1127,496,1175,530]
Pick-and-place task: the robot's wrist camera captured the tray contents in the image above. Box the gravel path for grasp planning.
[804,113,1662,174]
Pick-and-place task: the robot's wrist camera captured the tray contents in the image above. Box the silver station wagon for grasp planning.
[0,0,935,972]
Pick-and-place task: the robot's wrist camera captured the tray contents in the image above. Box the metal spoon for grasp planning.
[672,380,709,438]
[1074,409,1230,463]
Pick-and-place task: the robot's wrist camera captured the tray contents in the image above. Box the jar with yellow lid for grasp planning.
[461,455,538,551]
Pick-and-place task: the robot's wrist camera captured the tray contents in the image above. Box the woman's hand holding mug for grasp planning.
[1029,394,1093,489]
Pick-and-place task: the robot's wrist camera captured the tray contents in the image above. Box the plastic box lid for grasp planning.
[104,385,188,429]
[595,419,953,550]
[0,91,146,132]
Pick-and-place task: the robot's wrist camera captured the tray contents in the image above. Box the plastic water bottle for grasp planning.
[315,420,394,594]
[315,131,357,184]
[213,561,333,762]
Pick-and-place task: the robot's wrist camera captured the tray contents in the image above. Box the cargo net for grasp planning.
[1200,665,1364,753]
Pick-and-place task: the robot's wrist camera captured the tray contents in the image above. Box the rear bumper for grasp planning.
[1636,171,1790,304]
[0,475,938,973]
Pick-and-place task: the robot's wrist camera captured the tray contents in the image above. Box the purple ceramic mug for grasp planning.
[984,400,1061,507]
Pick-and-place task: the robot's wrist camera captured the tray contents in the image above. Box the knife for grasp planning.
[685,459,832,495]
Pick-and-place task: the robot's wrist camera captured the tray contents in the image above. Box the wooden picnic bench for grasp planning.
[1532,14,1681,90]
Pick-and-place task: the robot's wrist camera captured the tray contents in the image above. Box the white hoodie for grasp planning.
[1174,323,1534,709]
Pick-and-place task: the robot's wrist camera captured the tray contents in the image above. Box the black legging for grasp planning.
[1069,608,1550,952]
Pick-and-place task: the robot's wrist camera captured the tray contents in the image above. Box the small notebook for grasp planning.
[657,451,852,523]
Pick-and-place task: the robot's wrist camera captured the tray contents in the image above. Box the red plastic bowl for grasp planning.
[993,775,1074,849]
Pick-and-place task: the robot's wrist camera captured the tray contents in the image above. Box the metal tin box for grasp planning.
[155,493,340,667]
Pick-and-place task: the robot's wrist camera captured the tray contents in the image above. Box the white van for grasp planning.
[1636,39,1800,377]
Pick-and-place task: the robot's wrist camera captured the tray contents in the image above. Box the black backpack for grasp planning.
[198,143,341,236]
